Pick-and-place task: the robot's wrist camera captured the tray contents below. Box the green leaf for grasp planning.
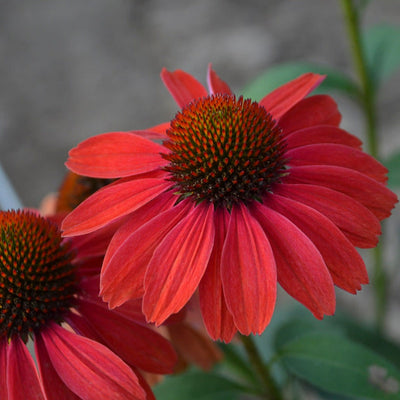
[363,24,400,86]
[153,371,248,400]
[241,62,360,101]
[383,151,400,188]
[278,332,400,399]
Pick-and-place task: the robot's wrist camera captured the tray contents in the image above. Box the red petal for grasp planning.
[6,336,46,400]
[66,132,167,178]
[35,334,81,400]
[259,73,325,121]
[132,122,170,140]
[143,202,215,325]
[161,68,208,108]
[221,204,277,335]
[276,183,381,248]
[77,298,177,374]
[62,178,170,236]
[265,194,368,293]
[287,143,388,183]
[0,337,7,400]
[41,323,145,400]
[199,207,237,343]
[285,125,362,150]
[207,63,233,95]
[279,95,341,133]
[252,202,336,319]
[101,197,193,308]
[286,165,398,220]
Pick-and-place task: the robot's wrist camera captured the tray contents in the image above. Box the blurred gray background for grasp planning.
[0,1,399,335]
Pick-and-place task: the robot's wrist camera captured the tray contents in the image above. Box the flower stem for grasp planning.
[239,334,282,400]
[340,0,386,332]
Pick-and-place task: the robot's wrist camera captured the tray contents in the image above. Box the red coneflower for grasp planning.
[62,65,397,342]
[0,209,176,399]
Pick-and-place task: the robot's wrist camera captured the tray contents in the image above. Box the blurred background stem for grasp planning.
[239,334,283,400]
[341,0,386,333]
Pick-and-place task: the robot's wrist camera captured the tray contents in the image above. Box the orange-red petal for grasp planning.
[207,63,233,95]
[252,202,336,319]
[41,323,145,400]
[66,132,167,178]
[221,204,277,335]
[62,178,170,236]
[161,68,208,108]
[259,73,325,121]
[6,336,46,400]
[199,207,237,343]
[143,202,215,325]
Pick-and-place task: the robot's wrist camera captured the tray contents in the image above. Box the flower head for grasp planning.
[62,65,397,342]
[1,209,176,399]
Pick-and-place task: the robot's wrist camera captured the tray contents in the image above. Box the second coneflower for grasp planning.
[0,210,176,400]
[62,65,397,342]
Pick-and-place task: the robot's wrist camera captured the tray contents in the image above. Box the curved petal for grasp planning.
[287,143,388,183]
[284,125,362,150]
[35,333,81,400]
[278,94,342,133]
[207,63,233,95]
[221,203,277,335]
[199,207,237,343]
[161,68,208,108]
[265,194,368,293]
[259,73,325,121]
[275,183,381,248]
[41,323,145,400]
[6,336,46,400]
[66,132,168,178]
[62,178,171,236]
[101,197,193,307]
[252,202,336,319]
[143,202,215,325]
[77,298,177,374]
[286,165,398,220]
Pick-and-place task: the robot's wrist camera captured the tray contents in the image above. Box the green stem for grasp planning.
[340,0,386,332]
[239,334,283,400]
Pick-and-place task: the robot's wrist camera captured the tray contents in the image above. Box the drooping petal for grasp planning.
[62,178,171,236]
[221,203,277,335]
[278,94,342,133]
[284,125,362,150]
[101,198,193,307]
[207,63,233,95]
[66,132,168,178]
[167,322,223,370]
[252,202,336,319]
[143,202,215,325]
[35,333,81,400]
[77,298,177,374]
[265,194,368,293]
[161,68,208,108]
[259,73,325,121]
[276,183,381,248]
[286,165,398,220]
[199,207,237,343]
[6,336,46,400]
[41,322,145,400]
[287,143,388,183]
